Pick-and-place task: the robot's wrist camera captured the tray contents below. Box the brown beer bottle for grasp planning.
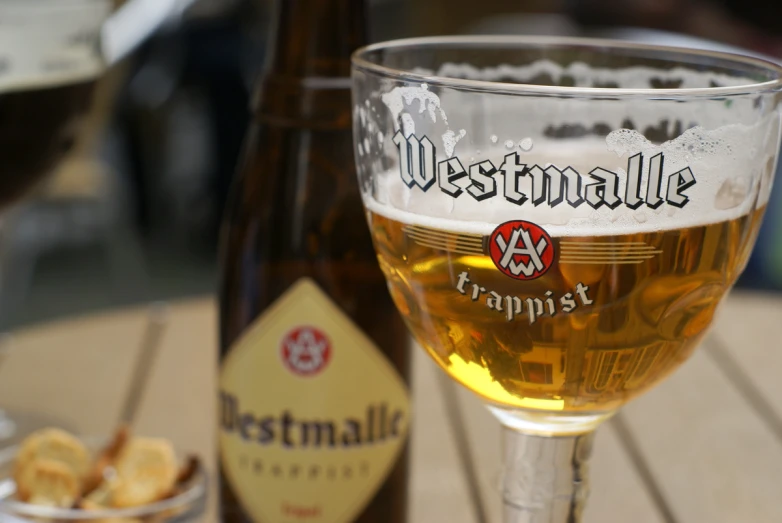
[218,1,410,523]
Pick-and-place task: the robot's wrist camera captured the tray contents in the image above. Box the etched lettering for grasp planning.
[392,131,436,191]
[467,160,498,201]
[499,152,528,205]
[390,133,696,209]
[666,167,696,208]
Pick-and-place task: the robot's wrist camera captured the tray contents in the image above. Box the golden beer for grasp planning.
[368,205,764,413]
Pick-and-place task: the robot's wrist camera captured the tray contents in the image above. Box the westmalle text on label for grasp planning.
[220,392,405,448]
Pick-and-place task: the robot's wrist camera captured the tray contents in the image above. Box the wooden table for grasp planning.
[0,291,780,523]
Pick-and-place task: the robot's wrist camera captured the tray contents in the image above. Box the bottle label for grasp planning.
[0,1,110,94]
[219,278,410,523]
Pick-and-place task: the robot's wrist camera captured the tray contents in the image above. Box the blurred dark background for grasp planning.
[6,0,782,329]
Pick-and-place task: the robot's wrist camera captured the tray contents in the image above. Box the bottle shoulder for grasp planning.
[222,120,375,269]
[253,77,353,130]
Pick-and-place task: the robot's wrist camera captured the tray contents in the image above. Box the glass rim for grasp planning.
[0,0,110,14]
[0,0,107,4]
[351,35,782,99]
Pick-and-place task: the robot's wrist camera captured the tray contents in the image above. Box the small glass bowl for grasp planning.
[0,437,208,522]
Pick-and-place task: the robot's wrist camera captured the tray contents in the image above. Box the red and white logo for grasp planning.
[489,220,555,280]
[280,326,332,376]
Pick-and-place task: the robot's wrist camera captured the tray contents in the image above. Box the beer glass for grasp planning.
[0,0,196,447]
[351,36,782,522]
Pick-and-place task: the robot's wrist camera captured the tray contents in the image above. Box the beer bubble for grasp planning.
[401,114,415,137]
[715,178,749,210]
[518,138,533,151]
[442,129,467,157]
[445,197,455,214]
[491,135,498,143]
[504,140,514,149]
[358,106,367,126]
[400,184,412,207]
[381,86,447,126]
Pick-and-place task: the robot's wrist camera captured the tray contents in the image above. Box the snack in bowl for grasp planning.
[110,437,178,508]
[7,425,200,515]
[13,428,90,507]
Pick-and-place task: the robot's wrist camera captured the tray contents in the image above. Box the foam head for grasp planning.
[0,1,109,94]
[355,58,781,237]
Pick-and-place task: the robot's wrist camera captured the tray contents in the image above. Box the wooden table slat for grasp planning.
[451,383,666,523]
[0,309,147,435]
[409,350,479,523]
[709,292,782,438]
[620,345,782,523]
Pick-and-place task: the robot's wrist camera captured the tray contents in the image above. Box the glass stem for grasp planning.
[501,427,595,523]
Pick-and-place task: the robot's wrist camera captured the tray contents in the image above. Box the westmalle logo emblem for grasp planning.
[489,221,555,280]
[281,326,332,376]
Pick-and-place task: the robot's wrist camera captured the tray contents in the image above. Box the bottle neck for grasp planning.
[264,0,367,79]
[254,0,366,126]
[501,428,594,523]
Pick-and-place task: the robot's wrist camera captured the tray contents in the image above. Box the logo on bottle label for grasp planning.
[219,278,409,523]
[280,326,332,376]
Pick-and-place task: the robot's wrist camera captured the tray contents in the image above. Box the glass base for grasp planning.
[489,405,614,436]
